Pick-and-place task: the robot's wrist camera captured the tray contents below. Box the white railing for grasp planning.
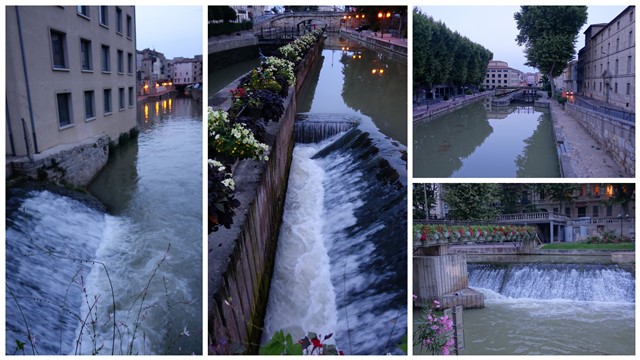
[497,212,568,222]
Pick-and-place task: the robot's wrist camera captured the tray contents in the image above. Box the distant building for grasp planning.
[171,55,203,86]
[137,48,170,95]
[523,72,541,87]
[577,6,635,112]
[484,60,523,89]
[6,6,136,158]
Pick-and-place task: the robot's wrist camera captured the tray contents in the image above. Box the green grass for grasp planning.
[541,242,635,251]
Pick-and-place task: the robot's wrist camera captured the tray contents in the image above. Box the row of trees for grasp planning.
[413,8,493,99]
[414,183,635,221]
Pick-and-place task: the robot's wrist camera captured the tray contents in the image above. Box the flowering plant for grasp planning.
[260,330,343,355]
[208,159,240,232]
[414,299,455,355]
[208,108,269,162]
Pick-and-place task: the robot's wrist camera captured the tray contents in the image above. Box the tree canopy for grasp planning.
[208,6,237,23]
[413,184,437,219]
[442,184,501,221]
[413,8,493,94]
[514,6,588,96]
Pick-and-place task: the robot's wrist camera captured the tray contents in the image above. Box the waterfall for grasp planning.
[263,123,407,355]
[294,113,358,144]
[469,263,635,303]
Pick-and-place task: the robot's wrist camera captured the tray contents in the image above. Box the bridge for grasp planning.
[254,11,355,33]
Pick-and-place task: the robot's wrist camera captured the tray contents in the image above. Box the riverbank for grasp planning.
[547,97,626,178]
[413,92,493,124]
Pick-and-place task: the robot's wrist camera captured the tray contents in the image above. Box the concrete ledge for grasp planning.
[440,288,484,309]
[612,252,635,263]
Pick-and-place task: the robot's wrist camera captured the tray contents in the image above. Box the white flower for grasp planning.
[181,326,190,337]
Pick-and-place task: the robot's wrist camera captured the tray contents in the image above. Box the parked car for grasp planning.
[355,24,370,32]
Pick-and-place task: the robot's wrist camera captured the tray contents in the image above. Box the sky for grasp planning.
[417,5,628,73]
[135,6,203,59]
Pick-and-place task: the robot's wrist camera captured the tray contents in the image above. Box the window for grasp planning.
[592,206,599,218]
[615,59,618,75]
[616,38,619,51]
[116,7,123,34]
[627,83,631,95]
[99,6,108,27]
[126,14,133,38]
[617,21,620,30]
[84,90,95,120]
[599,82,602,91]
[128,86,134,107]
[593,185,600,197]
[80,38,92,71]
[117,50,124,73]
[614,83,618,94]
[77,6,90,18]
[577,207,587,218]
[56,92,72,127]
[50,29,68,69]
[127,52,133,74]
[628,56,633,74]
[104,88,112,114]
[101,45,110,72]
[607,205,613,217]
[630,31,634,46]
[565,207,571,217]
[491,74,495,78]
[119,88,125,110]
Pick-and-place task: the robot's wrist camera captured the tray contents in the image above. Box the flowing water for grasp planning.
[461,263,635,355]
[414,102,560,178]
[261,37,407,355]
[5,96,202,355]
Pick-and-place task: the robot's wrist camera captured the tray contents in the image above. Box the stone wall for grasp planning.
[566,104,635,177]
[208,36,325,354]
[414,254,468,304]
[8,134,109,187]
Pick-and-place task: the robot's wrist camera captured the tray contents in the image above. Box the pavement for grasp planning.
[547,96,626,178]
[413,92,491,121]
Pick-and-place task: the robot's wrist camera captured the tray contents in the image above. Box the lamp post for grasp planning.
[377,11,391,38]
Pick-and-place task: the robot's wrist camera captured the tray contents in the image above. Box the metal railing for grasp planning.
[574,97,635,123]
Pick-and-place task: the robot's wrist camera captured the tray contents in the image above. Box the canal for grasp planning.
[209,57,260,96]
[413,101,560,178]
[461,263,635,355]
[260,36,407,355]
[6,96,202,355]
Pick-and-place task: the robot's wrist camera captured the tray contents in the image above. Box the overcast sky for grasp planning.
[136,6,202,59]
[417,6,628,73]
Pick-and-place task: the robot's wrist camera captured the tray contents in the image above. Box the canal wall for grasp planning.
[339,29,407,57]
[8,134,110,187]
[209,36,325,354]
[566,103,635,177]
[414,252,484,309]
[413,92,493,124]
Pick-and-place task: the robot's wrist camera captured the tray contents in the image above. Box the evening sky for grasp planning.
[136,6,203,59]
[417,6,628,74]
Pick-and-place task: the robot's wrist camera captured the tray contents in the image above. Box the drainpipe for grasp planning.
[6,96,16,156]
[16,6,39,154]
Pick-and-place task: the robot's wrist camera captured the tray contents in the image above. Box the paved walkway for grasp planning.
[413,92,491,122]
[547,98,626,178]
[573,94,635,123]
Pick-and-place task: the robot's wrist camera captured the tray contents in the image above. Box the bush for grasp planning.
[443,94,450,101]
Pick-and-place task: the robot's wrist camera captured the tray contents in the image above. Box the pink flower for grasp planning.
[413,294,418,300]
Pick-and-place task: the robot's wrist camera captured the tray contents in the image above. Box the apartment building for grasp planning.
[6,6,137,158]
[578,6,635,111]
[484,60,523,89]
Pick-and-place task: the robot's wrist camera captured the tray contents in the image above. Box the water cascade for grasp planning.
[262,118,407,355]
[469,263,635,302]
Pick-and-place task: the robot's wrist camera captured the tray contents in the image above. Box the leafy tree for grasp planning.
[208,6,237,23]
[442,184,500,221]
[499,184,532,214]
[534,184,580,215]
[413,184,437,219]
[514,6,588,97]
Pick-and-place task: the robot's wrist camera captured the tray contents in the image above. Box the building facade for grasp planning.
[6,6,137,157]
[171,55,203,86]
[136,48,170,95]
[484,60,523,89]
[578,6,635,112]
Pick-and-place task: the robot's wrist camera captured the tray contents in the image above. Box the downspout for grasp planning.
[16,6,39,154]
[6,96,16,156]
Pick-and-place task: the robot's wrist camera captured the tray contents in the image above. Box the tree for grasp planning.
[413,184,437,219]
[442,184,500,221]
[535,184,580,215]
[606,184,635,216]
[514,6,588,97]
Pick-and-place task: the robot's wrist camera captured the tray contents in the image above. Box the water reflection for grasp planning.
[297,36,407,145]
[414,102,559,178]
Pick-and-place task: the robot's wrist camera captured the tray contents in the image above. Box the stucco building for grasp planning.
[577,6,635,112]
[6,6,137,158]
[484,60,523,89]
[171,55,203,86]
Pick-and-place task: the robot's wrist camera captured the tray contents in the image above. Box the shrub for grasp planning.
[208,159,240,232]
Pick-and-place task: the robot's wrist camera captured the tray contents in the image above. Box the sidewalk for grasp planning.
[413,92,491,122]
[340,28,407,55]
[573,94,635,123]
[547,98,625,178]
